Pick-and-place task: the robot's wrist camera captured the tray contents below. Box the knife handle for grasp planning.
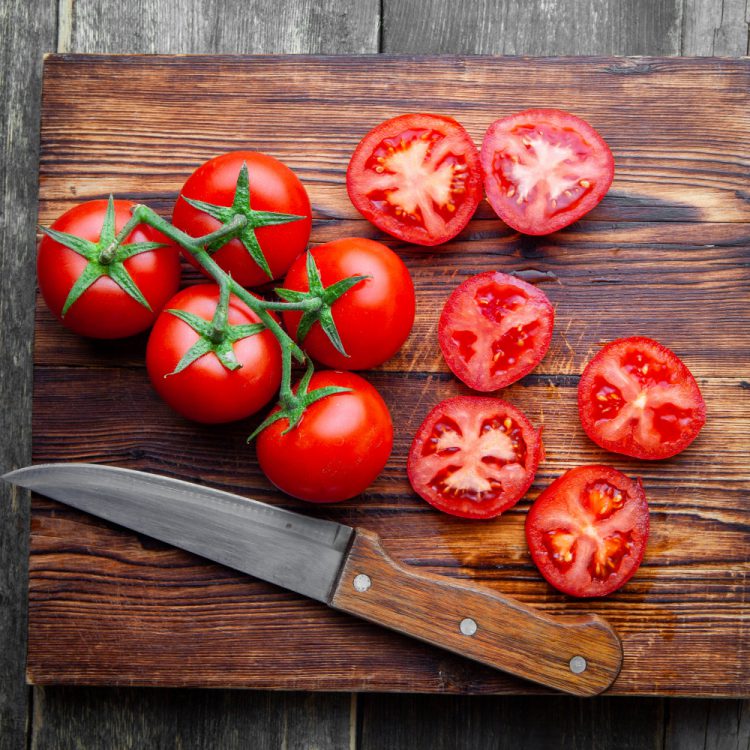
[331,530,622,696]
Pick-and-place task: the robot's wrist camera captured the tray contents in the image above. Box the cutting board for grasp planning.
[31,55,749,696]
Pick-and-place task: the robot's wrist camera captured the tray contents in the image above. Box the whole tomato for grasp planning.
[146,284,282,424]
[37,199,181,338]
[280,238,415,370]
[172,151,312,287]
[256,371,393,503]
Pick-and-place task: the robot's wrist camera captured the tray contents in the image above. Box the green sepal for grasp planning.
[182,161,305,279]
[165,294,266,377]
[273,251,369,357]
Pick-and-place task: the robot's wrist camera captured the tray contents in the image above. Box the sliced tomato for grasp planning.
[346,113,483,246]
[578,337,706,460]
[407,396,543,519]
[481,109,614,235]
[438,271,554,391]
[526,465,649,597]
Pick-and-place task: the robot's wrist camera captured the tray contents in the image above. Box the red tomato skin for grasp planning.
[525,465,650,598]
[37,200,181,339]
[438,271,555,391]
[578,337,706,460]
[281,238,416,370]
[172,151,312,287]
[346,113,483,246]
[407,396,543,519]
[146,284,282,424]
[481,109,614,235]
[256,371,393,503]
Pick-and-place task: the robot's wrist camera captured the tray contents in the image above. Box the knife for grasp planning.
[3,462,622,696]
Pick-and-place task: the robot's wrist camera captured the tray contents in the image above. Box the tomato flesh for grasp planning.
[347,114,482,246]
[438,272,554,391]
[407,396,543,519]
[481,109,614,235]
[578,337,706,459]
[526,465,649,597]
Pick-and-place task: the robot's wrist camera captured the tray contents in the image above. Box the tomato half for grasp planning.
[578,337,706,460]
[347,113,483,246]
[438,271,554,391]
[146,284,282,424]
[526,465,649,597]
[172,151,312,287]
[481,109,614,235]
[37,199,181,339]
[407,396,543,519]
[280,238,415,370]
[256,371,393,503]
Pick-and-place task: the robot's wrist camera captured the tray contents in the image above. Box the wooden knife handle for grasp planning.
[331,530,622,696]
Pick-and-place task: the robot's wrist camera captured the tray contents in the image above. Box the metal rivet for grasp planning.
[459,618,477,636]
[569,656,587,674]
[353,574,371,592]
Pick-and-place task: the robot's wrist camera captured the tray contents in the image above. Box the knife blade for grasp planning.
[4,462,622,696]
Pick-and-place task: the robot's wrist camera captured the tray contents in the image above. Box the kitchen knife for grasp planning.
[3,462,622,696]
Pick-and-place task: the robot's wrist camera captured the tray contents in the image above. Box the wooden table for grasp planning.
[1,1,748,748]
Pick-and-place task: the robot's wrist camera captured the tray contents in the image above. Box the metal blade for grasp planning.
[3,463,354,603]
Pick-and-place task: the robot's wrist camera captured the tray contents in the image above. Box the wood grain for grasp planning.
[332,530,622,696]
[30,55,750,699]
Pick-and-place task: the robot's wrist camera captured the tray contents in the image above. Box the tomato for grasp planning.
[438,271,554,391]
[578,337,706,460]
[146,284,282,424]
[172,151,312,287]
[256,371,393,503]
[480,109,614,235]
[346,113,483,246]
[37,199,181,339]
[526,465,649,597]
[407,396,543,519]
[280,238,415,370]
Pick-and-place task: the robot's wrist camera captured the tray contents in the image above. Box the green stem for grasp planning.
[210,275,231,344]
[99,212,142,264]
[260,298,322,312]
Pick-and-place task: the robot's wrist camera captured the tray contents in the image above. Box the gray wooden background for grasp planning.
[1,0,748,748]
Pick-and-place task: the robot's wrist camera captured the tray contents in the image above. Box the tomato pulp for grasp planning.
[347,113,483,246]
[407,396,543,519]
[481,109,614,235]
[439,271,554,391]
[526,465,649,597]
[578,337,706,460]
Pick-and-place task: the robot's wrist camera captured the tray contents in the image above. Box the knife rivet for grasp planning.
[353,574,371,592]
[459,618,477,636]
[569,656,587,674]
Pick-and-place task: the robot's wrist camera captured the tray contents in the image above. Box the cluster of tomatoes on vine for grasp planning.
[38,109,705,598]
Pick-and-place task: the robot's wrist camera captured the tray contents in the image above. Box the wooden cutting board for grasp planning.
[31,55,749,696]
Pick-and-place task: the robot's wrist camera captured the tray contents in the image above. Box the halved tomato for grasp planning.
[438,271,554,391]
[578,337,706,460]
[407,396,543,519]
[481,109,614,235]
[525,465,649,597]
[347,113,483,246]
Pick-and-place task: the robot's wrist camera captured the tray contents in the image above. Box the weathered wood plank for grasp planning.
[61,0,379,54]
[382,0,683,55]
[682,0,749,55]
[359,694,664,749]
[665,698,750,749]
[31,687,352,750]
[0,1,57,748]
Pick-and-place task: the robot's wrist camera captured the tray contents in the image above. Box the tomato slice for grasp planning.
[438,272,554,391]
[526,465,649,597]
[578,337,706,460]
[481,109,614,235]
[407,396,543,519]
[347,113,483,246]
